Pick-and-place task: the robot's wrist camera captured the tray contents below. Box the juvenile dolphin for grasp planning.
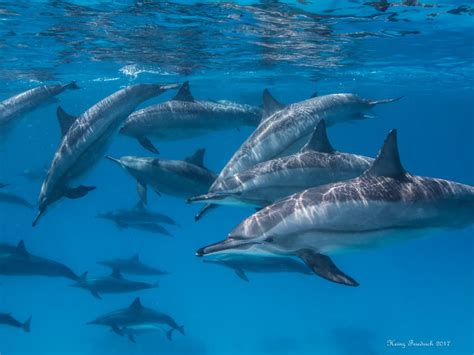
[203,255,312,282]
[0,240,78,280]
[211,90,401,188]
[87,297,185,340]
[189,120,373,211]
[119,81,262,153]
[106,148,216,204]
[97,254,168,276]
[96,202,177,227]
[0,313,31,332]
[0,191,34,209]
[197,130,474,286]
[0,81,79,137]
[71,269,158,299]
[33,82,178,226]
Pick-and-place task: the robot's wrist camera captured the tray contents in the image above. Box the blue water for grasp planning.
[1,1,473,354]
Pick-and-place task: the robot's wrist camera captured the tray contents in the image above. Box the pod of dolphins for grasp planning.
[1,80,473,343]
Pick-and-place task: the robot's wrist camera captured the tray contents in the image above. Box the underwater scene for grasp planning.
[0,0,473,354]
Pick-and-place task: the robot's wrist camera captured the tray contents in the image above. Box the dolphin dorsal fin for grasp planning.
[132,254,140,262]
[57,106,77,137]
[301,120,335,153]
[363,129,406,179]
[111,268,123,279]
[185,149,206,168]
[172,81,194,102]
[129,297,143,310]
[262,89,285,120]
[17,240,28,254]
[79,271,88,281]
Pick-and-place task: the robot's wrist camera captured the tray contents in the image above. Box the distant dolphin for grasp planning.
[211,90,401,188]
[0,313,31,332]
[114,222,173,237]
[189,120,373,213]
[119,81,263,153]
[0,240,78,280]
[87,297,185,341]
[20,165,48,182]
[71,269,158,299]
[197,130,474,286]
[96,202,177,227]
[106,148,216,204]
[0,81,79,138]
[33,83,178,226]
[97,254,168,276]
[0,190,34,209]
[203,255,312,282]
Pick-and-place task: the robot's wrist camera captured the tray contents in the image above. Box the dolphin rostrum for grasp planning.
[189,120,373,213]
[87,297,185,341]
[0,313,32,332]
[119,81,263,153]
[106,148,216,204]
[0,81,79,138]
[71,269,158,299]
[0,240,78,280]
[211,90,401,189]
[33,83,178,226]
[97,254,168,276]
[203,254,312,282]
[197,130,474,286]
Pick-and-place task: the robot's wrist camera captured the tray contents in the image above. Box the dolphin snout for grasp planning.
[196,238,259,257]
[105,156,122,166]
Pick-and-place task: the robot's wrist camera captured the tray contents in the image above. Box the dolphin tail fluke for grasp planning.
[369,96,404,106]
[296,249,359,287]
[138,136,159,154]
[63,185,96,199]
[177,325,185,336]
[22,316,32,333]
[65,81,80,90]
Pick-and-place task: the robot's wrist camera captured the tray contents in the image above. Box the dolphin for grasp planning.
[0,191,34,209]
[118,323,174,343]
[0,313,31,332]
[0,81,79,137]
[96,202,177,227]
[71,269,158,299]
[87,297,185,340]
[196,130,474,286]
[0,240,78,280]
[20,165,48,182]
[119,81,263,153]
[33,82,178,226]
[211,90,401,189]
[97,254,168,276]
[106,148,216,204]
[203,254,312,282]
[113,222,173,237]
[189,120,373,212]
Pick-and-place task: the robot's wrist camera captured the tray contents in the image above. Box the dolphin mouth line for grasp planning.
[105,156,122,165]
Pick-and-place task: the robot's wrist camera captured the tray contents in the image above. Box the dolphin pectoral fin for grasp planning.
[111,325,124,336]
[90,289,102,299]
[63,185,96,199]
[297,249,359,287]
[195,203,219,221]
[234,268,249,282]
[137,182,148,204]
[128,334,136,343]
[138,137,159,154]
[166,328,175,341]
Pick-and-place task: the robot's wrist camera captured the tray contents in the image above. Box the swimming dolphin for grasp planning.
[0,313,31,332]
[0,191,34,209]
[196,130,474,286]
[96,202,177,227]
[119,81,263,153]
[114,222,173,237]
[71,269,158,299]
[33,82,178,226]
[106,148,216,204]
[189,120,373,211]
[0,81,79,138]
[87,297,185,340]
[97,254,168,276]
[211,90,401,189]
[0,240,78,280]
[203,255,312,282]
